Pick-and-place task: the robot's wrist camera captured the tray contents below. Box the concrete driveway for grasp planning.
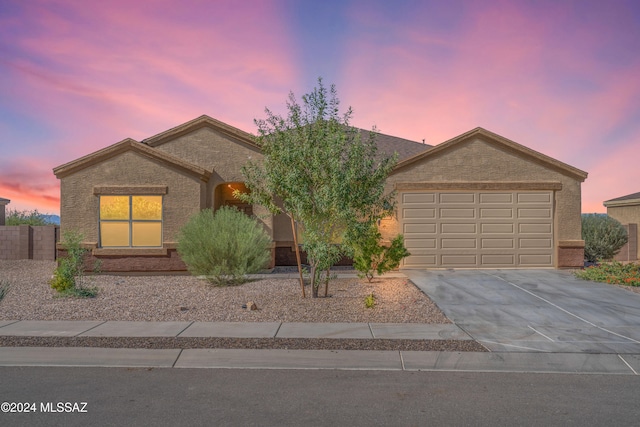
[404,269,640,353]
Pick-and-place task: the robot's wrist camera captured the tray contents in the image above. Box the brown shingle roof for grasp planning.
[358,129,431,162]
[603,192,640,207]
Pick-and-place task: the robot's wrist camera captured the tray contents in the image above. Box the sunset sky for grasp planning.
[1,0,639,215]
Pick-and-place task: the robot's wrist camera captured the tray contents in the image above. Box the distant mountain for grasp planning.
[42,215,60,225]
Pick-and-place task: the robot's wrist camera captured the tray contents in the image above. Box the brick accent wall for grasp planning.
[0,225,59,260]
[614,224,638,262]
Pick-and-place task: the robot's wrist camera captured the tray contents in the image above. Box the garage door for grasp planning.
[401,191,553,268]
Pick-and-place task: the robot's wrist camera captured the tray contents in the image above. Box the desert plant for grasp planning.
[177,206,271,285]
[6,208,54,225]
[364,292,376,308]
[352,225,410,282]
[582,214,628,263]
[575,261,640,286]
[0,280,9,302]
[50,231,98,297]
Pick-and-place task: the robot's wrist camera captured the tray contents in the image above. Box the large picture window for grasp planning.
[99,195,162,247]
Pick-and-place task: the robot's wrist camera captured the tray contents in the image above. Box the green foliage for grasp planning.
[364,292,376,308]
[238,78,397,297]
[0,280,10,302]
[352,225,410,282]
[50,231,98,298]
[6,208,53,225]
[177,207,271,286]
[575,261,640,286]
[582,214,628,262]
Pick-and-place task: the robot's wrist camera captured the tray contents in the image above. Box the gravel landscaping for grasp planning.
[0,260,448,323]
[0,260,489,351]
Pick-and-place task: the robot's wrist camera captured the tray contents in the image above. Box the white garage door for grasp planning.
[401,191,554,268]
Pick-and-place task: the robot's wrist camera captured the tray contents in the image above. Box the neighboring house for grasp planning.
[53,115,588,272]
[0,198,9,225]
[603,192,640,261]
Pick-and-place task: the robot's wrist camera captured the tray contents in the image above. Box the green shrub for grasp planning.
[582,214,628,263]
[50,231,98,298]
[0,280,9,303]
[6,208,53,225]
[575,261,640,286]
[364,292,376,308]
[351,225,410,282]
[177,207,272,285]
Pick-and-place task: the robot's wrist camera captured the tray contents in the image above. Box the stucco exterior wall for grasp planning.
[382,137,584,267]
[151,127,273,237]
[59,150,205,245]
[607,205,640,260]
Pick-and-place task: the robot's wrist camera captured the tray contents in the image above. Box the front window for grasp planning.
[99,195,162,247]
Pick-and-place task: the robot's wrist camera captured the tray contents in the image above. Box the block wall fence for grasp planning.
[0,225,59,261]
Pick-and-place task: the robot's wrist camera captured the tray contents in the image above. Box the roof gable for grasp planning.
[53,138,210,181]
[143,115,260,150]
[392,127,588,181]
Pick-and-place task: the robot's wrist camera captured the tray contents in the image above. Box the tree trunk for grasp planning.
[324,267,330,297]
[290,215,305,298]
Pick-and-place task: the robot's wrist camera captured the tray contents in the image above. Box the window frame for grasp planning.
[98,195,163,248]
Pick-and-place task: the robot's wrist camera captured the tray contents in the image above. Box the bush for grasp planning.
[582,214,628,262]
[351,225,410,282]
[6,208,53,225]
[177,207,272,285]
[50,231,98,298]
[575,261,640,286]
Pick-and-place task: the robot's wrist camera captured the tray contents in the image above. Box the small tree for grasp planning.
[238,78,397,297]
[352,224,410,282]
[50,231,98,297]
[177,207,271,285]
[582,214,628,263]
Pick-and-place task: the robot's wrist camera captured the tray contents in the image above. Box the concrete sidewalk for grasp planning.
[0,320,470,340]
[0,320,639,374]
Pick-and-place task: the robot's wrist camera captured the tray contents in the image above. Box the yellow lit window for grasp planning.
[99,196,162,247]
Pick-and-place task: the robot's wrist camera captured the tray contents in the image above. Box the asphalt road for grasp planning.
[1,367,639,426]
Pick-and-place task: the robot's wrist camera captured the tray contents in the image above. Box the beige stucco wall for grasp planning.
[151,127,272,237]
[607,204,640,259]
[382,137,584,255]
[59,150,205,245]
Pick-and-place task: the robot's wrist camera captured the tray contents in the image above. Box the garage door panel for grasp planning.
[480,193,513,203]
[404,223,436,234]
[404,255,437,267]
[519,223,552,234]
[518,193,551,203]
[480,208,513,219]
[442,238,476,249]
[403,193,435,204]
[481,238,515,249]
[440,208,475,218]
[519,254,553,266]
[518,208,552,218]
[400,190,554,268]
[405,238,436,249]
[441,223,476,233]
[482,254,516,265]
[482,223,514,234]
[439,193,475,203]
[520,238,552,249]
[403,208,436,218]
[441,254,477,265]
